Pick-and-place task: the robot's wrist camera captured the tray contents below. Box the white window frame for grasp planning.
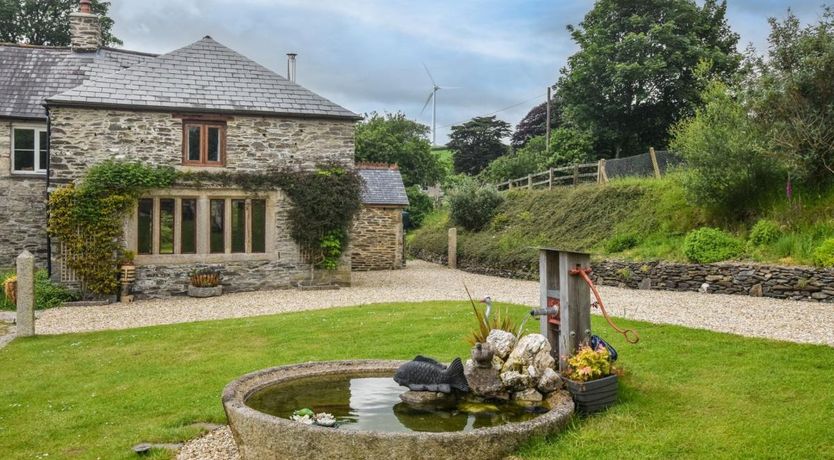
[11,124,48,174]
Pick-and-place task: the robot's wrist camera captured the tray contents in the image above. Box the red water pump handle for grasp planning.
[569,267,640,344]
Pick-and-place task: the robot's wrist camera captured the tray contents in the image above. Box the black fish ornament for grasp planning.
[394,356,469,393]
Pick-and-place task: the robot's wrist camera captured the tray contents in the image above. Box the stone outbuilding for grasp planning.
[353,164,409,271]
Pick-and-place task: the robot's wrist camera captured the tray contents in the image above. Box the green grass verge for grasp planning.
[1,302,832,459]
[409,175,834,268]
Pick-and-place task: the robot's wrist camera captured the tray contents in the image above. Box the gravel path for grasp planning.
[32,260,834,346]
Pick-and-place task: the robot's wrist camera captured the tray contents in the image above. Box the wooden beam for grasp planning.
[649,147,661,178]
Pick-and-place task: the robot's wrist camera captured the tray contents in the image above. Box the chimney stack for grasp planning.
[287,53,297,83]
[70,0,101,52]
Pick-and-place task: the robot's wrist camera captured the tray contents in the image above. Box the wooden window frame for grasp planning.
[181,121,226,167]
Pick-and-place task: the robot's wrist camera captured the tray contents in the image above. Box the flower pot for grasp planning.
[566,374,617,414]
[188,285,223,298]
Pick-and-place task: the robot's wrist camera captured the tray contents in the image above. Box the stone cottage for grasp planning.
[0,1,407,297]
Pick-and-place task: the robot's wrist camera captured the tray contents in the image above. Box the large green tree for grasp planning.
[753,8,834,185]
[355,112,443,187]
[557,0,739,158]
[0,0,121,46]
[449,116,511,175]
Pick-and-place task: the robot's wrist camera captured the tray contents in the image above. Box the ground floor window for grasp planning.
[11,125,47,173]
[135,196,268,256]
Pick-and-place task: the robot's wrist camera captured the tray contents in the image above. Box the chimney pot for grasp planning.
[79,0,92,14]
[287,53,297,83]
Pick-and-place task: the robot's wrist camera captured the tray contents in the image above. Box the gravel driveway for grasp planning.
[26,260,834,346]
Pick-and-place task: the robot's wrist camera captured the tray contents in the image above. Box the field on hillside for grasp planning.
[409,175,834,270]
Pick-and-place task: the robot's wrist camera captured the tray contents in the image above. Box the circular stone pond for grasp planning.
[222,360,574,460]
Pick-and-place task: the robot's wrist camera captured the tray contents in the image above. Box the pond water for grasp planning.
[245,373,546,433]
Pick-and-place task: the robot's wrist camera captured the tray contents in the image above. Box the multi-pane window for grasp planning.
[12,127,47,173]
[136,197,266,255]
[182,122,225,166]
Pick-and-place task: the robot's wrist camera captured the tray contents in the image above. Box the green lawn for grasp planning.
[1,301,832,459]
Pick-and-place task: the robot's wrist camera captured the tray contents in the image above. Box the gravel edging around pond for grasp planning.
[30,260,834,347]
[177,426,239,460]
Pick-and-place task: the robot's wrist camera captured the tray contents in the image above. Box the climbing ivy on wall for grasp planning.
[48,161,177,296]
[49,161,364,295]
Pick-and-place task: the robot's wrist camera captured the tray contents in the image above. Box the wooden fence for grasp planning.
[494,148,670,192]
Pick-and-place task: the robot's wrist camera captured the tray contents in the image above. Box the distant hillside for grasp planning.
[408,175,834,273]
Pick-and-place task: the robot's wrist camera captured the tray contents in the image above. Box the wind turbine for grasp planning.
[420,64,456,146]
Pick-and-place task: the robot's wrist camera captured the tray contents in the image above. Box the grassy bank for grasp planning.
[409,175,834,270]
[1,301,833,459]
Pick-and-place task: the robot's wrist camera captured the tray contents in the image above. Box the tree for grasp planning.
[557,0,739,158]
[449,116,511,175]
[511,99,561,149]
[355,112,443,187]
[670,80,779,218]
[753,8,834,185]
[480,128,593,183]
[0,0,121,46]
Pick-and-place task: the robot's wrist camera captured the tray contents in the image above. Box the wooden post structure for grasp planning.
[572,165,579,186]
[548,168,554,190]
[538,249,560,359]
[597,159,608,184]
[527,174,533,189]
[649,147,661,179]
[447,227,457,269]
[545,87,552,154]
[16,250,35,337]
[558,250,591,372]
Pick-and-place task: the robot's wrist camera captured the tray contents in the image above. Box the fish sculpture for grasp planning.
[394,356,469,393]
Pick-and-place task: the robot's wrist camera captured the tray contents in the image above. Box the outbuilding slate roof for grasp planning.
[0,45,155,119]
[46,36,359,119]
[358,165,410,207]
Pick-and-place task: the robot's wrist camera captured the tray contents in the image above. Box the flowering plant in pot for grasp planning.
[188,268,222,297]
[564,343,618,414]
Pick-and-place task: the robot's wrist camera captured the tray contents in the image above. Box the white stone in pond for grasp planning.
[502,333,553,375]
[486,329,516,360]
[513,388,543,402]
[500,370,530,391]
[537,368,564,394]
[526,365,539,384]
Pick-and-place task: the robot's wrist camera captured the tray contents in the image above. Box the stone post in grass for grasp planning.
[15,250,35,337]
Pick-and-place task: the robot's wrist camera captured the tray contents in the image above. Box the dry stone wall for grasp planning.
[351,206,404,271]
[0,121,48,267]
[411,248,834,303]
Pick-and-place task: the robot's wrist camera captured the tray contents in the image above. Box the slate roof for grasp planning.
[0,45,155,119]
[46,36,359,119]
[358,165,409,207]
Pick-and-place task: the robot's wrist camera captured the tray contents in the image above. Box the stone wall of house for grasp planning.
[47,107,355,295]
[351,206,404,271]
[48,107,355,182]
[0,121,48,268]
[410,248,834,303]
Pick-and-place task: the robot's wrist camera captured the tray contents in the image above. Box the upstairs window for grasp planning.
[12,127,47,174]
[182,122,225,166]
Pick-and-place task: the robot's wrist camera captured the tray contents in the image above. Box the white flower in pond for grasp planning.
[290,414,314,425]
[314,412,336,427]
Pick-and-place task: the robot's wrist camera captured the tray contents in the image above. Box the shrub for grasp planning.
[448,182,504,232]
[566,344,612,382]
[812,238,834,268]
[683,227,744,263]
[749,219,782,247]
[1,270,77,310]
[670,80,780,218]
[605,233,639,253]
[404,186,433,229]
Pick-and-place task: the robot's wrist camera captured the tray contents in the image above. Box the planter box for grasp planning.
[566,374,618,414]
[188,285,223,298]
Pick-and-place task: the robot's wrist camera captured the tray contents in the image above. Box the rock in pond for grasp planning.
[500,371,531,392]
[464,359,504,397]
[512,388,543,403]
[537,368,563,394]
[487,329,517,360]
[399,390,456,407]
[502,334,554,375]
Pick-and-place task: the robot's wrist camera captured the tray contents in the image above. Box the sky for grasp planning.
[108,0,827,145]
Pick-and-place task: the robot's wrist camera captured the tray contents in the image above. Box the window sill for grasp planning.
[10,172,47,178]
[135,252,279,266]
